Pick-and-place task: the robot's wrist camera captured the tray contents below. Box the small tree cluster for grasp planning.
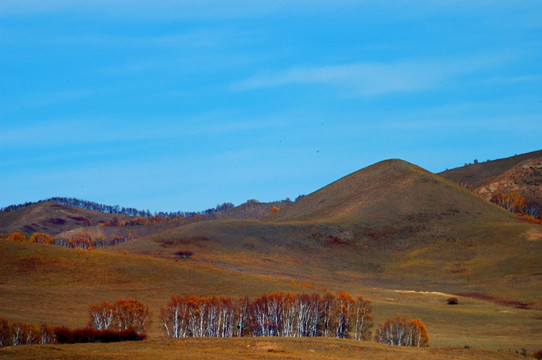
[1,231,139,250]
[490,192,542,224]
[0,316,146,347]
[0,317,50,346]
[53,327,145,344]
[159,292,373,340]
[54,233,138,249]
[30,232,52,245]
[374,316,429,347]
[88,298,151,334]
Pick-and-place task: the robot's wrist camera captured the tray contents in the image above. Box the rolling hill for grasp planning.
[475,158,542,204]
[117,158,542,308]
[0,202,130,236]
[439,149,542,189]
[1,153,542,356]
[267,159,515,223]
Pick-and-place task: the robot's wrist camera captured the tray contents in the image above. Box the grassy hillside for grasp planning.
[0,202,130,236]
[439,149,542,188]
[475,158,542,204]
[0,240,293,336]
[266,159,515,223]
[216,200,285,220]
[119,159,542,307]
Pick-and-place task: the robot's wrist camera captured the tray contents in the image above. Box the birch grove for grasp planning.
[159,291,375,339]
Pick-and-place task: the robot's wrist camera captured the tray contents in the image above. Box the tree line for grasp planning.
[154,292,427,346]
[0,197,236,219]
[155,292,373,340]
[1,231,137,250]
[0,294,429,348]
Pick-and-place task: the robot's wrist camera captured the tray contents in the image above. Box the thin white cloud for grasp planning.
[0,0,351,18]
[230,56,507,96]
[2,0,533,22]
[0,112,295,149]
[1,90,95,110]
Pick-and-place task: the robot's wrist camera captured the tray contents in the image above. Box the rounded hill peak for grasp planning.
[268,159,511,223]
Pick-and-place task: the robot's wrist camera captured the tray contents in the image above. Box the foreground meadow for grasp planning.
[0,337,531,360]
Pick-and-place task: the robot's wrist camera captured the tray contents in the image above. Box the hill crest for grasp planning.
[267,159,513,223]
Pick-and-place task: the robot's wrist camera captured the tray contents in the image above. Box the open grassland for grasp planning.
[118,215,542,308]
[1,240,541,353]
[0,337,532,360]
[0,240,293,337]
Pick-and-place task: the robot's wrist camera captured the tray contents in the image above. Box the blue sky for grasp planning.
[1,1,541,212]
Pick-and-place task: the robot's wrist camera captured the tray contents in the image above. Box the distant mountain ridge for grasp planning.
[0,196,236,219]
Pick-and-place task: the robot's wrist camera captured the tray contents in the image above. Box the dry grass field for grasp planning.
[0,337,533,360]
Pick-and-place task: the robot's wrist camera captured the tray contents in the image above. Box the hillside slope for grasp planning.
[119,159,542,308]
[0,202,130,236]
[439,149,542,188]
[475,158,542,204]
[267,159,514,223]
[216,200,285,220]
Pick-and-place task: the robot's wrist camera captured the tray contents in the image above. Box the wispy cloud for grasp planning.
[0,112,294,149]
[0,0,344,19]
[231,55,510,96]
[0,90,95,110]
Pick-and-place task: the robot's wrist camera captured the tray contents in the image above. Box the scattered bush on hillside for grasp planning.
[89,298,151,334]
[374,316,429,347]
[490,192,542,224]
[54,327,145,344]
[175,250,193,259]
[533,350,542,360]
[30,232,52,245]
[447,297,459,305]
[3,230,139,250]
[159,292,373,339]
[6,232,27,242]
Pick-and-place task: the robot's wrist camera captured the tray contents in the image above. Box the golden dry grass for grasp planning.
[0,337,532,360]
